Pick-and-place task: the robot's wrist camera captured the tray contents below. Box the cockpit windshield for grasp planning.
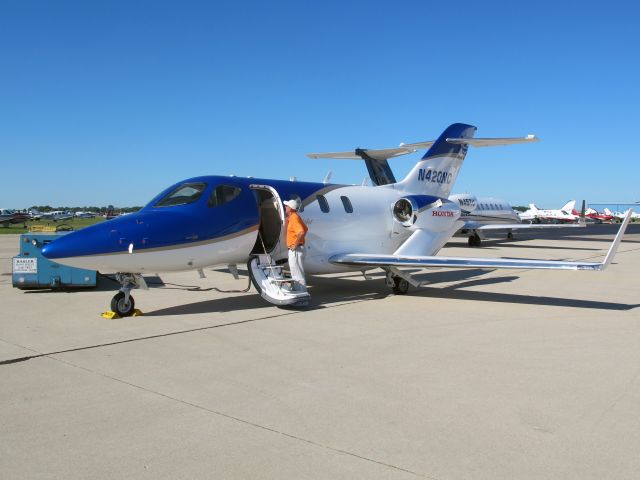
[154,182,207,207]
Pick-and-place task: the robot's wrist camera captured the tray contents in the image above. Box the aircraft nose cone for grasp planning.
[40,242,56,259]
[41,233,78,260]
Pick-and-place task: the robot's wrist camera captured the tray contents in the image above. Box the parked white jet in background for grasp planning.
[448,194,582,246]
[449,194,519,245]
[518,201,580,223]
[604,208,640,221]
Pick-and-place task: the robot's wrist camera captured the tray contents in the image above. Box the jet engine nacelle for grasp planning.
[392,195,461,232]
[449,193,478,213]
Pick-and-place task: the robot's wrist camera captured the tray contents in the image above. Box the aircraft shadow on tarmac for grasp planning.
[411,285,639,311]
[23,264,637,313]
[403,269,637,311]
[312,268,638,311]
[144,290,386,316]
[145,271,388,316]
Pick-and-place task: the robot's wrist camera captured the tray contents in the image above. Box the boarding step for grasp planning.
[248,255,310,307]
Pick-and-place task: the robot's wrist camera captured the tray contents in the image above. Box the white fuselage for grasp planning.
[49,184,462,275]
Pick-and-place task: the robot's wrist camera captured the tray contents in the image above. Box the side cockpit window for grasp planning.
[155,182,207,207]
[317,195,330,213]
[340,196,353,213]
[208,185,242,208]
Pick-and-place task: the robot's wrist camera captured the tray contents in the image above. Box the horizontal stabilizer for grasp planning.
[307,145,431,161]
[307,135,537,161]
[446,135,539,147]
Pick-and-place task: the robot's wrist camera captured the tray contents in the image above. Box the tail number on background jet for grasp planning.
[417,169,452,184]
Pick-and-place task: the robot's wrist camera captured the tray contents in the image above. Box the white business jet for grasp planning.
[42,123,633,315]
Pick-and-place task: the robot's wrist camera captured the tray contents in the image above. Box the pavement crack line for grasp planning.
[0,296,384,366]
[591,363,640,433]
[48,353,435,479]
[1,293,438,478]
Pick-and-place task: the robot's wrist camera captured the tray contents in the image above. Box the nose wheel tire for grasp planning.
[392,277,409,295]
[111,291,135,317]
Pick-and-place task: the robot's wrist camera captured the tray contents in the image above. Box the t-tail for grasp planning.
[306,123,538,196]
[396,123,476,197]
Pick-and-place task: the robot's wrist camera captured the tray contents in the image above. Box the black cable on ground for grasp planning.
[98,272,252,293]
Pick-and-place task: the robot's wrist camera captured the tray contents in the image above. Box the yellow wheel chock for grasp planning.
[100,309,143,319]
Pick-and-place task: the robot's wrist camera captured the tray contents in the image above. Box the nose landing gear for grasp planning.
[108,273,147,317]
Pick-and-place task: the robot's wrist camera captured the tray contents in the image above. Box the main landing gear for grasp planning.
[385,270,410,295]
[109,273,147,317]
[468,233,482,247]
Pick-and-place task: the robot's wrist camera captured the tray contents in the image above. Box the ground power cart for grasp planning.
[12,232,96,289]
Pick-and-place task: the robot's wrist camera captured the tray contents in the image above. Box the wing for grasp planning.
[330,210,632,272]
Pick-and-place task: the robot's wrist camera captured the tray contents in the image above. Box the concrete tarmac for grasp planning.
[1,225,639,479]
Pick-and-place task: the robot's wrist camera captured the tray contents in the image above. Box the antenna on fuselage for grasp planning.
[323,171,333,184]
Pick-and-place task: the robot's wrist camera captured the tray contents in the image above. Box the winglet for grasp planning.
[601,209,633,269]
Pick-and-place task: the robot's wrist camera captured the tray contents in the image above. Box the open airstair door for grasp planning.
[248,185,311,307]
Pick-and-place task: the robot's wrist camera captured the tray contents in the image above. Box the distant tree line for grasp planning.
[28,205,143,214]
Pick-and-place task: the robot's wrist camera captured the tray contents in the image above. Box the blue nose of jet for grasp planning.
[41,218,128,260]
[40,209,209,261]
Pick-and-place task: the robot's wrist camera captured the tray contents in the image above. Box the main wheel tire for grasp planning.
[111,291,135,317]
[468,235,481,247]
[392,277,409,295]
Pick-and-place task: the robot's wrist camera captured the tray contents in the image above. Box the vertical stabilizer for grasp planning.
[396,123,476,197]
[561,200,576,213]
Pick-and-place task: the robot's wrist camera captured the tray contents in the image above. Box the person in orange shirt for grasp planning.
[283,199,308,292]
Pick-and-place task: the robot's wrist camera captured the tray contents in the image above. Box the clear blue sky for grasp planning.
[1,0,639,209]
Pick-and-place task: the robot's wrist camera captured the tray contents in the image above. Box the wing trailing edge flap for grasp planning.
[330,210,633,272]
